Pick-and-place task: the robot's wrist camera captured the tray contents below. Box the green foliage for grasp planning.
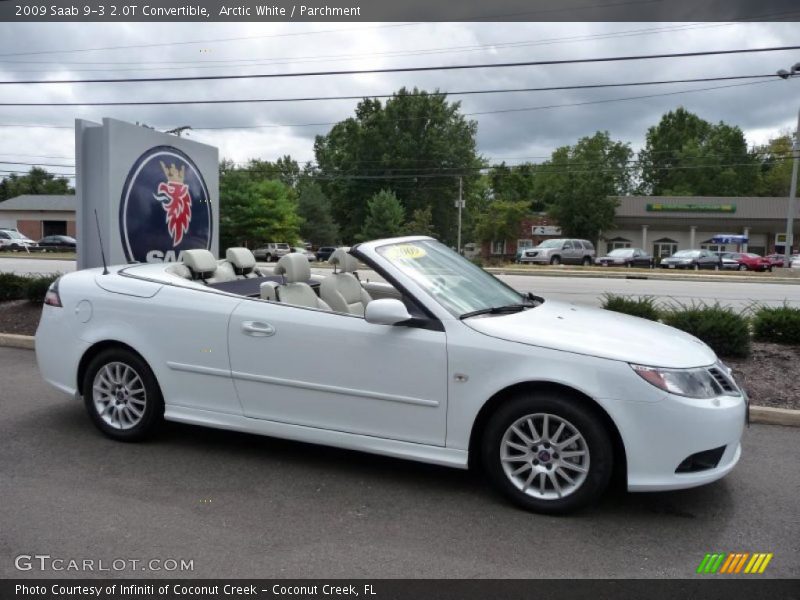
[219,170,301,252]
[752,305,800,345]
[404,206,436,237]
[601,294,660,321]
[488,163,543,209]
[638,107,760,196]
[25,274,60,303]
[360,190,405,241]
[314,88,483,243]
[296,181,340,246]
[662,303,751,358]
[0,272,60,303]
[0,273,27,301]
[473,200,530,244]
[534,131,631,241]
[756,134,797,197]
[0,167,73,202]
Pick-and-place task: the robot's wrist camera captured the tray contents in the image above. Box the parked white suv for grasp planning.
[0,228,38,251]
[519,238,596,266]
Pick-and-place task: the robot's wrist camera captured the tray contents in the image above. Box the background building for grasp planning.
[0,194,76,239]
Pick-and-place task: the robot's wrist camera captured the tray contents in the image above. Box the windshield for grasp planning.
[608,248,634,257]
[536,239,563,249]
[4,230,27,239]
[672,250,699,258]
[376,239,527,317]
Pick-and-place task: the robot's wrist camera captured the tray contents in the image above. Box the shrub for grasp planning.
[662,303,751,358]
[601,294,660,321]
[752,305,800,345]
[0,273,28,301]
[25,274,60,304]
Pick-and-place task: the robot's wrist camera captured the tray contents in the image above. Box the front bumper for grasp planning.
[606,390,746,492]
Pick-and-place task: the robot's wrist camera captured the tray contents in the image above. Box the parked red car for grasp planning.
[765,253,790,268]
[722,252,773,272]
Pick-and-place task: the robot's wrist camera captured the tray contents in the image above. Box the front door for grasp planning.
[227,299,449,446]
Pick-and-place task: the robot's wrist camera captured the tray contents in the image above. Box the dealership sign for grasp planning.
[646,203,736,213]
[75,118,219,270]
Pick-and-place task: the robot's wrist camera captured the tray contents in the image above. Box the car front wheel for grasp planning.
[481,393,613,514]
[738,264,747,271]
[83,348,163,441]
[550,256,561,266]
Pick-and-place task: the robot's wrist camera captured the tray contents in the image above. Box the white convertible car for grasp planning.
[35,237,746,513]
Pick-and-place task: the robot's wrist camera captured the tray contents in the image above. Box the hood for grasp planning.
[463,300,716,369]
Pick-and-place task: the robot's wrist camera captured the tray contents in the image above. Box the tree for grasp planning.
[0,167,73,202]
[638,107,760,196]
[534,131,632,242]
[756,133,796,197]
[360,189,405,241]
[487,162,543,209]
[219,171,300,253]
[473,200,530,245]
[404,206,436,237]
[314,88,484,243]
[296,181,340,246]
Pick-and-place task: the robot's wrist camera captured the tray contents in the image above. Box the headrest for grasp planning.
[329,247,359,273]
[183,249,218,277]
[275,253,311,283]
[226,247,256,273]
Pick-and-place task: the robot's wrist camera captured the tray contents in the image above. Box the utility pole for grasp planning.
[783,108,799,268]
[456,176,464,254]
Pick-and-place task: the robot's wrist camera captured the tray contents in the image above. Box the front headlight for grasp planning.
[630,364,721,398]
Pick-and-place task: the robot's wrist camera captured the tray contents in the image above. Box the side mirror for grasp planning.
[364,298,412,326]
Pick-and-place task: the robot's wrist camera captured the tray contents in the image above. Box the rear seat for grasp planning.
[168,247,268,285]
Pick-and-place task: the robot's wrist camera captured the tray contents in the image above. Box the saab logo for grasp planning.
[120,146,212,263]
[696,552,773,574]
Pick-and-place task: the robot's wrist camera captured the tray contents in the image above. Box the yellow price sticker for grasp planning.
[383,244,427,260]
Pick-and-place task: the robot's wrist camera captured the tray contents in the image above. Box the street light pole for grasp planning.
[456,176,464,254]
[784,108,800,268]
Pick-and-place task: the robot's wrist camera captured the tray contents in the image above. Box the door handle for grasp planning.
[241,321,276,337]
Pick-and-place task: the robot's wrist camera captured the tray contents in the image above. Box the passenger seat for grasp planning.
[182,249,235,284]
[226,247,259,278]
[320,248,372,316]
[272,253,331,310]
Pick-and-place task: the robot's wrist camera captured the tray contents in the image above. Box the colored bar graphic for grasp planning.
[697,552,772,575]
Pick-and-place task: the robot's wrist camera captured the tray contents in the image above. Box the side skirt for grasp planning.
[164,405,469,469]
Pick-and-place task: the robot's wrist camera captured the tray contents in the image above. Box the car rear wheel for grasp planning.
[581,257,592,266]
[481,393,613,514]
[83,348,163,441]
[738,264,747,271]
[693,263,700,271]
[550,255,561,266]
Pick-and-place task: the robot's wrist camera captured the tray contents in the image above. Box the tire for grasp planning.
[481,392,613,514]
[82,347,164,442]
[738,264,747,271]
[693,263,699,271]
[768,266,773,273]
[550,255,561,266]
[581,257,592,267]
[625,262,632,268]
[266,254,273,262]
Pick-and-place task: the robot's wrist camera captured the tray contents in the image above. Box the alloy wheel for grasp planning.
[92,361,147,430]
[500,413,590,500]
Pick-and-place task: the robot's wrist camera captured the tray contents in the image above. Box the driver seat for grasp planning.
[320,248,372,316]
[274,253,331,311]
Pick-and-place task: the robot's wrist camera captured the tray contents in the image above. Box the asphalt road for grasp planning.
[0,347,798,579]
[2,257,800,311]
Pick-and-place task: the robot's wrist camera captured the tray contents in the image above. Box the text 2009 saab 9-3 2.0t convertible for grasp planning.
[35,237,747,513]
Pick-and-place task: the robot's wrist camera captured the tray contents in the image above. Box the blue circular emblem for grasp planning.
[119,145,212,263]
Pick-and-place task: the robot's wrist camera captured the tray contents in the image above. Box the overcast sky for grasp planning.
[0,21,798,181]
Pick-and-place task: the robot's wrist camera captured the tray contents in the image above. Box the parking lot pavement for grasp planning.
[1,347,798,579]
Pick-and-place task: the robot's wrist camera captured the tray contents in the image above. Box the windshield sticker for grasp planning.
[383,244,427,260]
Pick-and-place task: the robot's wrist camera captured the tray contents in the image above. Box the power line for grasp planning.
[3,46,800,86]
[0,74,777,106]
[0,23,423,58]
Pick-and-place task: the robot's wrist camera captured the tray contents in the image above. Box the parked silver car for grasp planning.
[519,238,596,266]
[253,242,291,262]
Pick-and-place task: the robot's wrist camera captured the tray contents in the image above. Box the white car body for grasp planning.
[36,236,745,508]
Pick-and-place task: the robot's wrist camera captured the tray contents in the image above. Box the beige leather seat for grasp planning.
[182,249,236,284]
[226,247,259,279]
[320,248,372,316]
[273,253,331,310]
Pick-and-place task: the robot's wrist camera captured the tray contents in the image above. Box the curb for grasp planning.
[0,333,35,349]
[1,333,798,428]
